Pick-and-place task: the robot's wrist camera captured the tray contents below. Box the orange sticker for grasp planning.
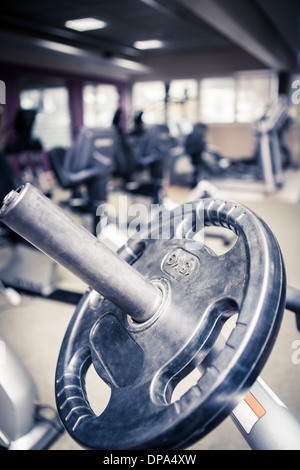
[244,391,266,418]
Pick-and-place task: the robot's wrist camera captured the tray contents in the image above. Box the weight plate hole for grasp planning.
[196,226,238,256]
[169,312,239,405]
[85,364,111,416]
[170,367,202,403]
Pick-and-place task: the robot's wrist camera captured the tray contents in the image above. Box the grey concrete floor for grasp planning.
[1,174,300,451]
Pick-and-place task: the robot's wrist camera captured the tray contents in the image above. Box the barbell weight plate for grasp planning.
[55,199,285,449]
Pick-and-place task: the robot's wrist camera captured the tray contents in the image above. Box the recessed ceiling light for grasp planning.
[65,17,107,32]
[109,57,151,72]
[37,39,85,56]
[134,39,164,50]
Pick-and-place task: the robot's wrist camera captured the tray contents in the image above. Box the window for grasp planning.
[199,77,236,124]
[83,83,120,128]
[20,87,72,149]
[131,72,277,127]
[132,81,166,125]
[236,73,276,122]
[199,72,277,124]
[167,79,198,131]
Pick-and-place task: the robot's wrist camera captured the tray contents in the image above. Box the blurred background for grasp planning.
[0,0,300,451]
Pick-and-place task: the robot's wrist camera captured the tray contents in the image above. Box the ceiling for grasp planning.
[0,0,299,80]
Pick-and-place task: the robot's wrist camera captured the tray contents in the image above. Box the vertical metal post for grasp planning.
[232,377,300,450]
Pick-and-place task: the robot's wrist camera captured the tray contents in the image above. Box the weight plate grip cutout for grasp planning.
[0,184,286,450]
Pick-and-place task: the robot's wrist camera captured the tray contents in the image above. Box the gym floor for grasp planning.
[1,169,300,450]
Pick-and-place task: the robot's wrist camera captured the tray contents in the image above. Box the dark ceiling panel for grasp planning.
[254,0,300,55]
[0,0,236,57]
[0,0,298,76]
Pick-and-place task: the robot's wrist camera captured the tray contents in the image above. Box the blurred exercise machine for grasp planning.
[255,97,291,192]
[5,108,42,154]
[0,151,82,304]
[112,109,170,205]
[48,127,113,214]
[0,288,63,450]
[0,335,63,450]
[174,98,292,194]
[4,108,51,195]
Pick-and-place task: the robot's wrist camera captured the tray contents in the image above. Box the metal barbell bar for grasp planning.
[0,183,162,323]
